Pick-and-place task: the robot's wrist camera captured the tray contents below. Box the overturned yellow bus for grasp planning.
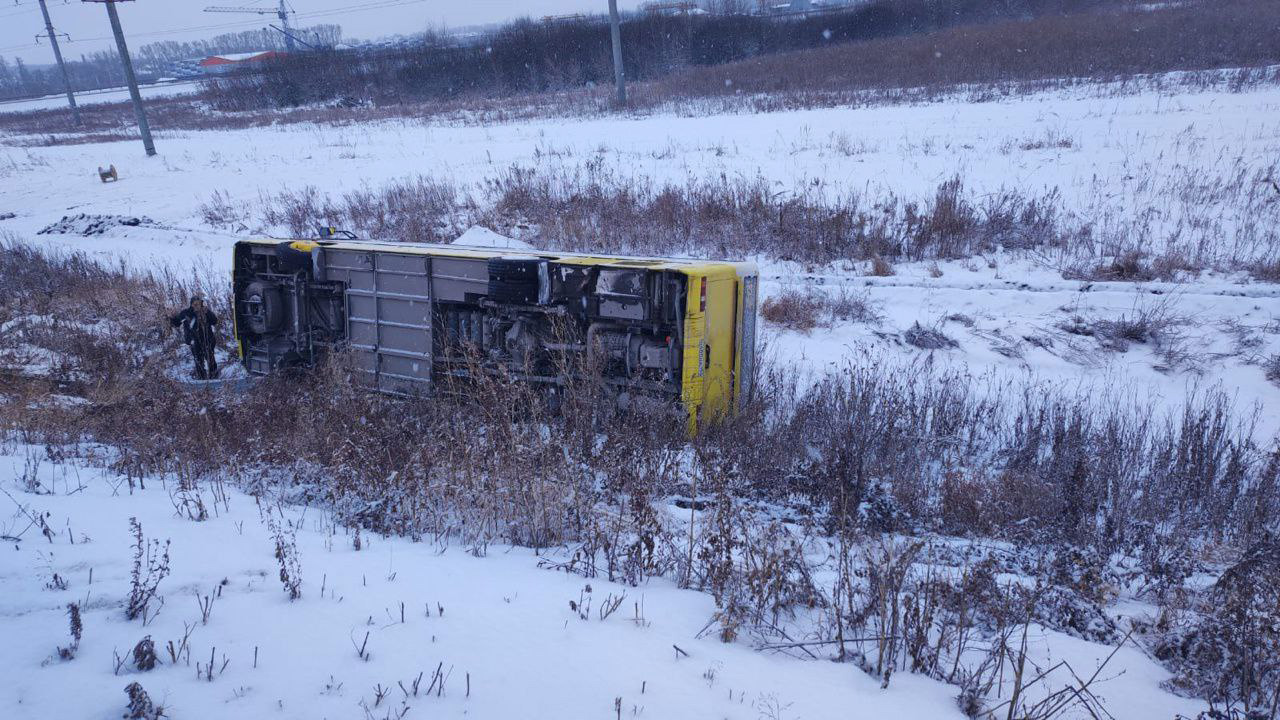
[231,238,758,432]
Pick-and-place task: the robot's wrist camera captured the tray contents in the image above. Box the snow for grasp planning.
[0,75,1277,431]
[451,225,535,250]
[760,256,1280,440]
[0,80,202,114]
[5,76,1280,271]
[0,447,968,720]
[0,446,1204,719]
[0,71,1277,718]
[0,77,1277,439]
[204,52,274,63]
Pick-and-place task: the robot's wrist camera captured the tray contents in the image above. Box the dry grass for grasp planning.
[760,287,882,332]
[1058,297,1194,369]
[1250,258,1280,283]
[869,255,896,277]
[1062,250,1205,282]
[226,164,1280,282]
[253,178,461,241]
[2,238,1273,552]
[904,322,958,350]
[761,290,823,333]
[1264,354,1280,385]
[637,0,1280,107]
[482,168,1076,265]
[240,169,1076,266]
[239,163,1278,279]
[1,240,1277,714]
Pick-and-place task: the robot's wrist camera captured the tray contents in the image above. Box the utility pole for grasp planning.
[86,0,155,156]
[608,0,626,106]
[37,0,81,125]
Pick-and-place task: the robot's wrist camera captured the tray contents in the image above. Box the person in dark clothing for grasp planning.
[170,297,219,380]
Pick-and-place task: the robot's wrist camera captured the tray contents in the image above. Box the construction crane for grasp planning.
[203,1,298,52]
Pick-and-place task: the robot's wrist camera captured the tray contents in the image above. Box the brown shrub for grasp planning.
[2,239,1276,564]
[761,290,822,332]
[1264,354,1280,385]
[3,240,1279,711]
[760,287,883,332]
[1250,258,1280,283]
[640,0,1280,105]
[938,470,990,537]
[1063,249,1205,282]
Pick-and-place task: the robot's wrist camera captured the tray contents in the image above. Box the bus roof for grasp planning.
[237,237,756,274]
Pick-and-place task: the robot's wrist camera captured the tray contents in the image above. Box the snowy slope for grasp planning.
[3,77,1280,272]
[0,447,1202,720]
[2,76,1278,434]
[761,257,1280,440]
[0,74,1276,719]
[0,448,967,720]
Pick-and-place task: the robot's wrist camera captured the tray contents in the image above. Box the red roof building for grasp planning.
[199,51,285,73]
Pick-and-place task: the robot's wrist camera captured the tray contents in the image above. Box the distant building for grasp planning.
[642,2,708,15]
[763,0,811,13]
[168,59,205,79]
[540,13,588,24]
[198,51,286,74]
[758,0,853,15]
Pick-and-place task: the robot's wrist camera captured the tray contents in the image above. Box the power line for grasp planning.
[60,0,436,45]
[10,0,438,55]
[1,0,75,18]
[203,1,298,51]
[295,0,434,21]
[0,6,41,19]
[65,17,284,44]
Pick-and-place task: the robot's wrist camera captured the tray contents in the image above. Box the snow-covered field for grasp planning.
[1,74,1278,718]
[0,446,1203,720]
[5,75,1279,268]
[2,76,1279,437]
[0,80,202,114]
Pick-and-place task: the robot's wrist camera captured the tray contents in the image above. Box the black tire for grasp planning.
[487,280,538,304]
[242,280,285,335]
[488,257,541,279]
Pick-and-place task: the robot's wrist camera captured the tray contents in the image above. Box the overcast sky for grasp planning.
[2,0,647,65]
